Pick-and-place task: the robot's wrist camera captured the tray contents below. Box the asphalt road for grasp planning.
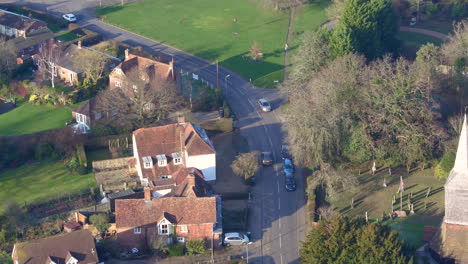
[3,0,307,262]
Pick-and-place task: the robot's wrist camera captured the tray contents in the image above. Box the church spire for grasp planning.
[453,114,468,174]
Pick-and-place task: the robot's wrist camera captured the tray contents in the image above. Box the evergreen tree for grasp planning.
[300,217,411,264]
[331,0,399,59]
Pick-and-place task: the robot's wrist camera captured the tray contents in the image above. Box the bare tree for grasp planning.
[326,0,346,20]
[441,21,468,65]
[0,37,17,81]
[231,151,260,182]
[309,163,358,201]
[71,48,109,84]
[248,41,263,60]
[35,40,62,89]
[97,68,183,129]
[317,206,338,220]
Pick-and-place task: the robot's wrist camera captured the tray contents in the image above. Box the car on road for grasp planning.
[285,176,296,191]
[257,98,271,112]
[62,13,77,22]
[283,158,295,174]
[261,152,273,166]
[224,232,250,246]
[281,144,291,159]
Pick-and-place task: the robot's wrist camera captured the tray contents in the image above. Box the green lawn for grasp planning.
[0,104,72,136]
[329,164,445,248]
[397,31,444,58]
[55,31,79,42]
[0,160,96,210]
[96,0,328,86]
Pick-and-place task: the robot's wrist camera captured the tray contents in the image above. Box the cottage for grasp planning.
[115,191,222,250]
[11,230,99,264]
[132,117,216,194]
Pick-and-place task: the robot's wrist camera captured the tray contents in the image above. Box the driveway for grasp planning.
[4,0,307,263]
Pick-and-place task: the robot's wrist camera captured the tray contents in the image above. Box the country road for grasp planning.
[1,0,308,263]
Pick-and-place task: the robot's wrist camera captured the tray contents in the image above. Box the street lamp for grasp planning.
[225,74,230,95]
[245,241,253,263]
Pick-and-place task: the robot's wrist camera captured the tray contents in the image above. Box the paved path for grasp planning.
[399,26,449,41]
[5,0,306,263]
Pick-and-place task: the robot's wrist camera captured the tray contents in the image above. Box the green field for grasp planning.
[0,104,72,136]
[0,160,96,210]
[55,31,80,42]
[96,0,328,86]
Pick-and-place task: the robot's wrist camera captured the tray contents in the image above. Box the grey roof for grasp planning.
[7,27,54,52]
[107,189,135,199]
[0,9,43,30]
[58,44,121,74]
[445,114,468,226]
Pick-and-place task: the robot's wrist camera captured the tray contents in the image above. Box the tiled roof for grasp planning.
[0,9,43,31]
[58,44,121,74]
[118,54,173,81]
[13,230,98,264]
[133,122,215,182]
[7,27,53,52]
[166,168,210,197]
[115,197,217,228]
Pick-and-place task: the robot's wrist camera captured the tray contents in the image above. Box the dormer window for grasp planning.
[142,156,153,168]
[159,175,172,179]
[116,68,122,75]
[133,85,138,93]
[156,155,167,167]
[172,152,182,165]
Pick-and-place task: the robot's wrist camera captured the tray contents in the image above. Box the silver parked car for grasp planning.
[224,232,250,246]
[258,98,271,112]
[62,13,77,22]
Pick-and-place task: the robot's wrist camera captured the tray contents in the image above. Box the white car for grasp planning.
[258,98,271,112]
[224,232,250,246]
[62,14,77,22]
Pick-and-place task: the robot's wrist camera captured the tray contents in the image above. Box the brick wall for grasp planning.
[57,66,80,85]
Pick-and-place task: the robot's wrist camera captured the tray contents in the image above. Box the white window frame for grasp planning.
[95,112,103,120]
[133,85,138,93]
[134,227,141,234]
[53,65,57,77]
[116,68,122,75]
[172,152,182,165]
[115,81,122,87]
[156,155,167,167]
[160,224,168,235]
[176,237,185,243]
[180,225,188,233]
[142,156,153,169]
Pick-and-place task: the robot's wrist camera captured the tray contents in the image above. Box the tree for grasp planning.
[326,0,346,19]
[0,37,16,83]
[441,21,468,66]
[231,151,260,182]
[280,30,330,98]
[248,41,263,60]
[71,48,109,84]
[97,68,182,129]
[35,40,62,89]
[300,217,410,264]
[186,240,207,256]
[0,251,12,264]
[90,214,110,233]
[330,0,399,59]
[309,163,358,201]
[3,200,31,238]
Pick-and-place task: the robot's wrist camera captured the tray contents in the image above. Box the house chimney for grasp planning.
[124,49,129,60]
[177,115,185,125]
[77,40,82,49]
[144,187,151,201]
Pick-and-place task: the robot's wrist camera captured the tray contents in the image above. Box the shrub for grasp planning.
[77,166,88,175]
[186,240,207,256]
[434,151,455,180]
[89,214,110,233]
[167,243,184,257]
[67,156,79,170]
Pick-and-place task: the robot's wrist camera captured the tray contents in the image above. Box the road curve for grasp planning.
[7,0,308,263]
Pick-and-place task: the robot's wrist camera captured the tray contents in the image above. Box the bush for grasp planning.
[167,243,184,257]
[77,166,88,175]
[67,156,79,170]
[89,214,110,233]
[186,240,207,256]
[434,151,455,180]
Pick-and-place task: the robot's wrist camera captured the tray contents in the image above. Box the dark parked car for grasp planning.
[261,152,273,166]
[281,145,291,160]
[285,176,296,191]
[283,158,295,174]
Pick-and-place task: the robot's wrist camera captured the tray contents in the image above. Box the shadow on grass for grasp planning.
[95,4,124,17]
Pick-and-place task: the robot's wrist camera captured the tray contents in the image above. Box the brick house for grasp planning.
[108,49,176,91]
[0,9,47,38]
[132,117,217,194]
[115,190,222,250]
[11,230,99,264]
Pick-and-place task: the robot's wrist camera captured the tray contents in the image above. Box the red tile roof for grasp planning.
[115,197,217,228]
[133,122,215,182]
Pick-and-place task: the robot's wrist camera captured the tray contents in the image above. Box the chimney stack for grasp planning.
[144,187,151,201]
[177,115,185,125]
[77,40,82,49]
[124,49,129,60]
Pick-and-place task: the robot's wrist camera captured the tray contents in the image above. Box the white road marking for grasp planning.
[278,198,281,210]
[277,181,280,192]
[281,254,284,264]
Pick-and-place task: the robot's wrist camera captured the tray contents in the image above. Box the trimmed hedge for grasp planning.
[434,151,455,180]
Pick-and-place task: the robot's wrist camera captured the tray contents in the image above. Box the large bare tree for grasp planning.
[97,68,183,129]
[71,48,110,84]
[35,40,62,89]
[231,151,260,182]
[0,37,17,81]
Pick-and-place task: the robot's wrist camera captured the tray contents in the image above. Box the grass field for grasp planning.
[0,160,96,210]
[329,164,445,248]
[96,0,328,87]
[55,31,79,42]
[0,104,72,136]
